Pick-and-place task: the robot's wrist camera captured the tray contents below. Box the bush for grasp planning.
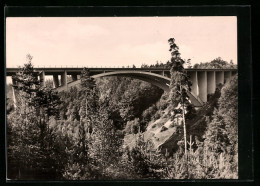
[153,111,161,120]
[124,118,140,134]
[6,98,14,114]
[152,124,157,128]
[156,93,169,110]
[169,122,175,128]
[160,126,168,132]
[142,105,157,122]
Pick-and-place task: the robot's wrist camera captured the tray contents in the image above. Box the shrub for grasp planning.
[124,118,140,134]
[153,111,161,120]
[160,126,168,132]
[152,124,157,128]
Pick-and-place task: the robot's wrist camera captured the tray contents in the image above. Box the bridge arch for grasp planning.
[93,71,170,92]
[59,70,203,106]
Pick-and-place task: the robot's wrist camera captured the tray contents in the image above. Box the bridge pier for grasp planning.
[61,71,68,90]
[198,71,207,102]
[72,74,78,81]
[159,71,165,76]
[40,71,46,87]
[189,71,198,97]
[207,71,216,94]
[224,71,232,83]
[12,78,17,110]
[53,75,59,88]
[216,71,224,86]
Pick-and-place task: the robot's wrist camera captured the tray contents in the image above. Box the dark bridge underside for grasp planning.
[58,71,203,107]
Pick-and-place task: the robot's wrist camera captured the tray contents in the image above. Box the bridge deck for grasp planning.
[6,67,237,76]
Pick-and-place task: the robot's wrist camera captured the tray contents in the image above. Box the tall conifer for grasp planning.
[168,38,193,156]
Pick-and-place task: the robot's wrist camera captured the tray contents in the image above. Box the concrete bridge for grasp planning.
[6,67,237,107]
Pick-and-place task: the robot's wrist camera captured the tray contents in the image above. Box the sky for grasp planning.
[6,17,237,69]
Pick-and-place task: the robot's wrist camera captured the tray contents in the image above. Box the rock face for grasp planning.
[144,118,179,155]
[142,97,217,156]
[142,106,180,155]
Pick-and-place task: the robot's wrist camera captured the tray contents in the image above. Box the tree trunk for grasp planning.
[182,102,187,157]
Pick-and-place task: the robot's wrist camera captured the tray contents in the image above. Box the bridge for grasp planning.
[6,67,237,107]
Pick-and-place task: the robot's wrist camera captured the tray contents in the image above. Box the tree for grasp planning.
[168,38,193,157]
[12,55,61,149]
[197,75,238,178]
[79,68,99,162]
[11,55,40,115]
[88,105,123,178]
[80,68,99,116]
[8,55,65,179]
[186,59,192,68]
[193,57,237,69]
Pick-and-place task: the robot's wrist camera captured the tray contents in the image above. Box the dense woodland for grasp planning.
[6,40,238,180]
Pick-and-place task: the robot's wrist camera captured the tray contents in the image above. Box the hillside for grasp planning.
[122,76,238,179]
[124,86,221,156]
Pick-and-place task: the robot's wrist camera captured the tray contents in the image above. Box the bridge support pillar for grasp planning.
[61,71,68,89]
[207,71,216,94]
[160,71,165,76]
[198,71,207,102]
[72,74,77,81]
[224,71,232,83]
[189,71,198,97]
[40,71,45,87]
[216,71,224,86]
[53,75,59,88]
[12,78,17,110]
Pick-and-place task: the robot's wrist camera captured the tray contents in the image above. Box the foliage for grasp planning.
[95,77,163,131]
[168,38,193,156]
[87,106,123,178]
[6,98,14,114]
[122,133,165,179]
[124,118,140,134]
[162,75,238,179]
[7,56,66,179]
[193,57,237,69]
[142,104,158,123]
[203,75,238,177]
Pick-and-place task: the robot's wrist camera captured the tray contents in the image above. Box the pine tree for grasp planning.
[168,38,193,157]
[12,55,40,116]
[202,75,238,178]
[88,105,122,178]
[76,68,99,163]
[80,68,99,116]
[8,55,64,179]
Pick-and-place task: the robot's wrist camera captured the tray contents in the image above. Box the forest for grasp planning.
[6,39,238,180]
